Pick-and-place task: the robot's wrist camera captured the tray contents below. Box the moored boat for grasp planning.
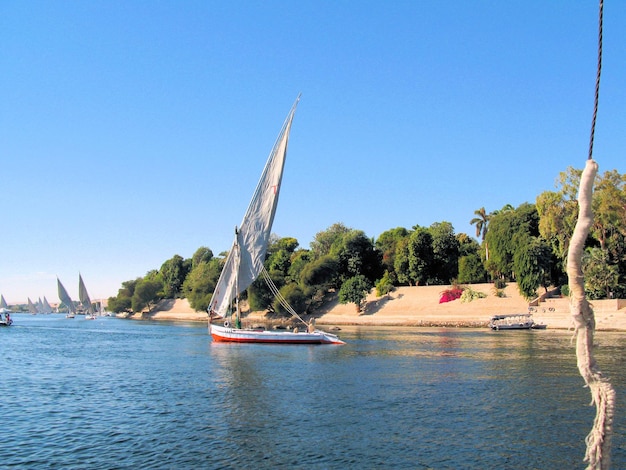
[489,313,546,330]
[207,96,344,345]
[209,323,344,344]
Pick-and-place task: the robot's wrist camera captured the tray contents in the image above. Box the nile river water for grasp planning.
[1,314,624,469]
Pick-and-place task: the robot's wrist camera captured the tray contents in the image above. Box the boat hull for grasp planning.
[490,324,533,330]
[488,313,547,330]
[209,324,344,344]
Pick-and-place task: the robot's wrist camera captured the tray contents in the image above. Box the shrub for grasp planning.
[460,287,487,303]
[493,287,506,298]
[439,287,464,303]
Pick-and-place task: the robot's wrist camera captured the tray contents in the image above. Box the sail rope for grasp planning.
[261,266,308,326]
[587,0,603,161]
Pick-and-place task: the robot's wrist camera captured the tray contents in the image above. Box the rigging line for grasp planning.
[261,267,308,325]
[261,269,302,321]
[588,0,603,161]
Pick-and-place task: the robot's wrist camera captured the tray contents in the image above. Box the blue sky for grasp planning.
[1,1,624,304]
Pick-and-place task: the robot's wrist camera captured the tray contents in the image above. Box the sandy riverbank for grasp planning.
[133,283,626,331]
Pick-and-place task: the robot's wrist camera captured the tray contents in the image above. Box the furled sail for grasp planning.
[57,277,76,314]
[209,97,299,317]
[78,274,94,314]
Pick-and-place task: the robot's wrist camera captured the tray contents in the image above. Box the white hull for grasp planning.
[209,323,344,344]
[490,323,533,330]
[489,313,546,330]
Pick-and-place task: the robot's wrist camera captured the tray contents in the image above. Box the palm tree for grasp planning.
[470,207,490,260]
[470,207,489,240]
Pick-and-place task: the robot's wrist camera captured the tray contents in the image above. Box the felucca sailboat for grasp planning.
[79,274,96,320]
[208,96,344,344]
[57,277,76,318]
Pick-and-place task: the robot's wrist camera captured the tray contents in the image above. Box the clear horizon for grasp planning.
[2,1,624,304]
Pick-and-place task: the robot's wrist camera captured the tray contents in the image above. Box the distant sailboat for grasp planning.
[208,97,343,345]
[79,274,96,320]
[0,295,11,326]
[57,277,76,318]
[42,296,53,314]
[0,295,9,314]
[27,297,38,315]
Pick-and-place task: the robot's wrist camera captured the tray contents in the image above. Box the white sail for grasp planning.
[0,295,8,310]
[209,97,299,317]
[57,277,76,314]
[27,297,38,314]
[42,296,53,314]
[78,274,94,314]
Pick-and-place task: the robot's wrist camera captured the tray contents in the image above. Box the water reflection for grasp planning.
[1,318,624,469]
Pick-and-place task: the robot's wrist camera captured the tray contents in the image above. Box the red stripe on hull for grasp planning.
[210,333,340,344]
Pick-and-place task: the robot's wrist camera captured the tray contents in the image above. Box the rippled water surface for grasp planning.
[1,314,624,469]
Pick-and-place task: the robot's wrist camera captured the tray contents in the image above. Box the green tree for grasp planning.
[408,228,434,285]
[375,271,395,298]
[331,229,383,283]
[183,258,222,311]
[287,250,311,284]
[394,238,411,285]
[484,203,539,280]
[536,189,578,261]
[191,246,213,268]
[310,223,350,258]
[458,254,487,283]
[248,273,282,312]
[273,283,307,316]
[514,236,552,300]
[300,255,339,290]
[457,233,481,258]
[591,169,626,251]
[375,227,409,281]
[107,279,138,313]
[338,275,372,313]
[470,207,489,240]
[160,254,190,298]
[429,222,460,284]
[582,248,619,299]
[132,278,163,312]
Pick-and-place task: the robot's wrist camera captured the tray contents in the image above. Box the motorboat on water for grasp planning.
[489,313,547,330]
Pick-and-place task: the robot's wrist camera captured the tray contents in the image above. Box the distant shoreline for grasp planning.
[135,283,626,332]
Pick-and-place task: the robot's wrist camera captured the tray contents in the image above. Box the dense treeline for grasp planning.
[107,167,626,314]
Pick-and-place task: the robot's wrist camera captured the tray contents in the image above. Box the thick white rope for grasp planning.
[568,159,615,470]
